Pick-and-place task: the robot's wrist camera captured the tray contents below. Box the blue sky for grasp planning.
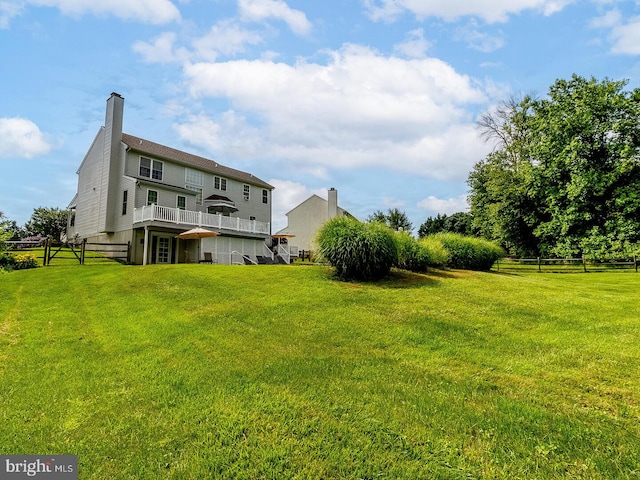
[1,0,640,233]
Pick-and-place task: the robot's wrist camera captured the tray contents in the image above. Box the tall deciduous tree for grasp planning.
[468,75,640,258]
[24,207,69,240]
[529,76,640,257]
[367,208,413,233]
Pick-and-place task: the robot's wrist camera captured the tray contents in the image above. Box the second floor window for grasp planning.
[122,190,128,215]
[243,184,250,201]
[185,168,203,186]
[214,176,227,191]
[262,189,268,204]
[177,195,186,210]
[140,157,163,181]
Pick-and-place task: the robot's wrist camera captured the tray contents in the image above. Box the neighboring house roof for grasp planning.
[122,133,274,190]
[282,194,352,218]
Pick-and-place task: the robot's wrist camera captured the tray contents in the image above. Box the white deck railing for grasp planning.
[133,205,270,235]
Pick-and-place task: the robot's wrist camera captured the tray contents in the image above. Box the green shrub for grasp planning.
[418,237,450,268]
[13,253,38,270]
[316,217,397,280]
[394,231,430,273]
[0,252,38,271]
[435,233,505,270]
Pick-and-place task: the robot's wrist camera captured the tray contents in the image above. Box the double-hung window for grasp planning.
[243,184,250,201]
[177,195,186,210]
[262,189,268,204]
[214,176,227,191]
[140,157,163,181]
[122,190,128,215]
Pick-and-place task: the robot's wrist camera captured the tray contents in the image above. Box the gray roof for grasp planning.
[122,133,273,190]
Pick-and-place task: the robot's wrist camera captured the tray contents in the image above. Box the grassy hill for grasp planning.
[1,264,639,478]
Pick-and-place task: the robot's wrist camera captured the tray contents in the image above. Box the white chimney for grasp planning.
[328,188,338,219]
[100,92,125,233]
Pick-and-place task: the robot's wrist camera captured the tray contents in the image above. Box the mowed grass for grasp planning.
[1,264,639,479]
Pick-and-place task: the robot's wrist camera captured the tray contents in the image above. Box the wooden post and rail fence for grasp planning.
[495,256,638,273]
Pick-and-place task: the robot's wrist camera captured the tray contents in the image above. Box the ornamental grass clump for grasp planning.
[316,216,397,281]
[419,236,450,268]
[394,231,431,273]
[435,233,505,270]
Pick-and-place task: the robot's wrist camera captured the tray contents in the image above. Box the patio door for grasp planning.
[152,235,172,264]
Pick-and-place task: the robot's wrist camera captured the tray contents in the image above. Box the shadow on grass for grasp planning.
[323,268,473,289]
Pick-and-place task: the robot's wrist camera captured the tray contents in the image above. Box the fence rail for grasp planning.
[495,256,638,273]
[30,239,131,265]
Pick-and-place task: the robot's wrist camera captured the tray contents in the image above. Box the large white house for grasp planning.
[276,188,352,252]
[67,93,275,265]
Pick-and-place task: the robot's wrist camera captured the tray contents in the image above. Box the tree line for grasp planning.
[0,207,69,243]
[468,75,640,258]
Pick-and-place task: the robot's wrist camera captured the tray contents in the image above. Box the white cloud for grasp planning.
[610,15,640,55]
[364,0,575,23]
[0,1,24,29]
[589,9,640,56]
[238,0,312,35]
[589,8,621,28]
[134,21,264,64]
[0,117,52,159]
[179,44,490,181]
[133,32,189,63]
[417,194,469,214]
[27,0,180,24]
[192,20,264,61]
[393,28,431,58]
[454,20,505,52]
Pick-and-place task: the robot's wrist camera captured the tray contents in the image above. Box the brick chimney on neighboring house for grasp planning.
[328,187,338,219]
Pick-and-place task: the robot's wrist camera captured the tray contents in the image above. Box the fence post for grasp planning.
[537,257,541,272]
[43,238,49,266]
[81,239,86,265]
[127,241,131,264]
[582,256,587,273]
[635,255,637,273]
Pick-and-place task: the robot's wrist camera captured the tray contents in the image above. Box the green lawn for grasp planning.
[1,264,639,479]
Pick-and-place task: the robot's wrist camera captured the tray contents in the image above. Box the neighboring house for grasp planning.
[276,188,351,252]
[67,93,274,265]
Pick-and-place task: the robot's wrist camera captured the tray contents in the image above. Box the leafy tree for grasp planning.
[468,150,541,256]
[528,75,640,257]
[418,212,473,238]
[418,213,447,237]
[0,212,13,252]
[24,207,69,240]
[0,211,24,245]
[468,75,640,258]
[367,208,413,233]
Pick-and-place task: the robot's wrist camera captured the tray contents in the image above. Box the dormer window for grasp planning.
[140,157,163,181]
